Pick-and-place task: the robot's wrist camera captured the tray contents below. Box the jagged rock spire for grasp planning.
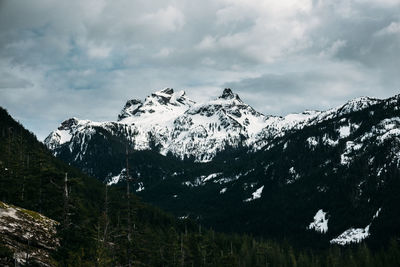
[160,88,174,95]
[118,99,143,120]
[219,88,241,101]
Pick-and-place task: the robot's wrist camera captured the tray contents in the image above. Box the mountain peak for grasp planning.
[160,88,174,95]
[219,88,241,101]
[338,96,380,115]
[59,117,79,130]
[118,99,143,120]
[117,88,194,123]
[220,88,234,99]
[150,88,191,106]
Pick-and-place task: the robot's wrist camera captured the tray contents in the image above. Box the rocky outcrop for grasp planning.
[0,202,59,266]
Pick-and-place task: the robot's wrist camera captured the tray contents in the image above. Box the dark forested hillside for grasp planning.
[1,106,400,266]
[41,89,400,250]
[131,96,400,247]
[43,95,400,249]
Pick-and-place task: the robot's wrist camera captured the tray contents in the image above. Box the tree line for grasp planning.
[1,107,400,266]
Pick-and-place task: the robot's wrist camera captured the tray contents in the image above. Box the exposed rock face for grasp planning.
[118,99,143,120]
[41,88,400,246]
[44,88,397,181]
[0,202,59,266]
[44,88,270,163]
[45,88,387,165]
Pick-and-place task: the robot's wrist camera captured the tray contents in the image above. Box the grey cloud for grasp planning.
[0,71,33,89]
[0,0,399,140]
[224,62,395,116]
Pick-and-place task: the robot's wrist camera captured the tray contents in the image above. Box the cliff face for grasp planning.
[0,201,59,266]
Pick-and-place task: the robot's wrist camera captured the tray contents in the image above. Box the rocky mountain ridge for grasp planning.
[44,88,383,164]
[43,89,400,247]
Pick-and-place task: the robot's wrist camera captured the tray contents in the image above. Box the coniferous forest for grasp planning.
[1,105,400,266]
[2,0,400,265]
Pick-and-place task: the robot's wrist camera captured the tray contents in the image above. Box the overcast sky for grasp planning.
[0,0,399,140]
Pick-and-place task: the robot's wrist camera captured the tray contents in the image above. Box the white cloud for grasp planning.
[87,44,112,58]
[319,39,347,57]
[138,6,185,32]
[354,0,400,7]
[196,36,217,50]
[193,0,316,63]
[0,0,400,139]
[154,48,174,58]
[375,22,400,36]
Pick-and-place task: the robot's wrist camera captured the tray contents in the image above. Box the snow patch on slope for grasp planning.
[57,130,72,145]
[286,167,300,184]
[306,136,318,148]
[308,209,328,233]
[339,125,351,138]
[330,226,370,245]
[340,117,400,166]
[182,173,223,187]
[107,169,126,185]
[136,182,145,192]
[244,185,264,202]
[330,207,382,245]
[322,134,338,146]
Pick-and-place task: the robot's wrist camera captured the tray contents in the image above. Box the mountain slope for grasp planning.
[45,88,318,167]
[43,90,400,248]
[44,88,385,180]
[133,94,400,247]
[7,106,391,266]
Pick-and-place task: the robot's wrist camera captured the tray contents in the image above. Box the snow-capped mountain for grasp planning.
[125,93,400,247]
[45,88,267,162]
[252,96,381,149]
[44,88,383,164]
[44,88,400,247]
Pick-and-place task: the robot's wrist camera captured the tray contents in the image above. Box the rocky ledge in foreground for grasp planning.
[0,201,59,266]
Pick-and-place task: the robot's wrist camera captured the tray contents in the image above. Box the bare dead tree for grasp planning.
[181,233,185,267]
[103,184,110,243]
[63,172,70,229]
[126,144,133,267]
